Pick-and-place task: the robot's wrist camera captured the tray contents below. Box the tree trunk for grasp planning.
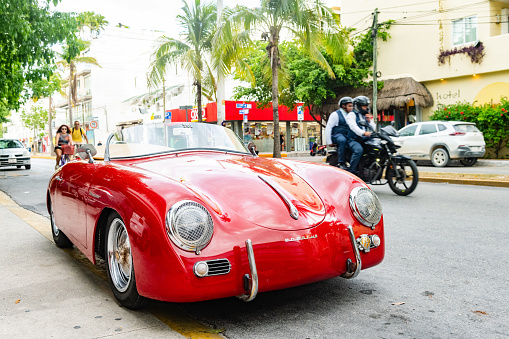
[48,97,54,155]
[68,63,73,125]
[271,42,281,158]
[197,81,203,122]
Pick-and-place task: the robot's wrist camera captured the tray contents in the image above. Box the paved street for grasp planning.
[1,158,508,338]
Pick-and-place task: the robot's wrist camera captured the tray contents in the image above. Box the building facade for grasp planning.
[341,0,509,119]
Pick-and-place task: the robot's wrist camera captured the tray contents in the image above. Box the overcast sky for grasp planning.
[55,0,340,35]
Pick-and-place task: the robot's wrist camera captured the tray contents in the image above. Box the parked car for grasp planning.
[394,121,485,167]
[0,139,31,170]
[47,122,385,309]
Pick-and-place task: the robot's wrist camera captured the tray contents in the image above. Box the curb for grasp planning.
[419,176,509,188]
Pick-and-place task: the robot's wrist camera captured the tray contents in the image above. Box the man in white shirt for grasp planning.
[324,97,353,169]
[346,96,376,174]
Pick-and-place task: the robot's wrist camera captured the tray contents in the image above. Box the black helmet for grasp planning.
[353,96,370,115]
[338,96,353,108]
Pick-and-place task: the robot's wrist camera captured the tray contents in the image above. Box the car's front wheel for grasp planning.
[105,212,146,309]
[25,165,31,170]
[460,157,477,166]
[431,148,450,167]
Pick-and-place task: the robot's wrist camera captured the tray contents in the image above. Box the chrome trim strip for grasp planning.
[237,239,258,302]
[258,174,299,220]
[104,133,115,162]
[342,226,362,279]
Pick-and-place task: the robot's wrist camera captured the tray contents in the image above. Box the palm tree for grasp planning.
[58,41,100,125]
[149,0,216,122]
[214,0,351,158]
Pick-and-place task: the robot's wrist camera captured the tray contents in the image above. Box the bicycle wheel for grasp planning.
[386,159,419,196]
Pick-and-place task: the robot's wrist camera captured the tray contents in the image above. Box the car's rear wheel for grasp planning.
[105,212,146,309]
[460,157,477,166]
[49,198,73,248]
[431,148,450,167]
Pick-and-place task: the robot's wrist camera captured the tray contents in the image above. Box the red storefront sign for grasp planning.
[167,101,318,123]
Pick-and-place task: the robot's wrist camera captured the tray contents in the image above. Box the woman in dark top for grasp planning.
[55,124,72,169]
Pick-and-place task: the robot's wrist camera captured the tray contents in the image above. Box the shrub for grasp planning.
[430,97,509,158]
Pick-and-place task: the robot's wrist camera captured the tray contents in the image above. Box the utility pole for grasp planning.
[371,8,379,127]
[216,0,225,125]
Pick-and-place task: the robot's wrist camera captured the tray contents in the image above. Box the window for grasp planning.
[399,125,417,137]
[437,124,447,131]
[452,16,477,46]
[419,124,437,135]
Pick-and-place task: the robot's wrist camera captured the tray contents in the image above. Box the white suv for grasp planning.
[394,121,485,167]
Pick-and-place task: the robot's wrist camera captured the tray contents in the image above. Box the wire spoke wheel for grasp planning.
[387,159,419,196]
[107,218,132,293]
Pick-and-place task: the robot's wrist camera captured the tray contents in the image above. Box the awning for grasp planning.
[311,77,434,117]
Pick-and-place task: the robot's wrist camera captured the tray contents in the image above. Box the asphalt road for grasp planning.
[1,158,508,338]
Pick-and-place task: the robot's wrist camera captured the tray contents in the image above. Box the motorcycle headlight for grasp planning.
[349,187,382,228]
[166,200,214,253]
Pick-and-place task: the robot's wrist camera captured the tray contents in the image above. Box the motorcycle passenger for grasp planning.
[346,96,376,175]
[325,96,353,169]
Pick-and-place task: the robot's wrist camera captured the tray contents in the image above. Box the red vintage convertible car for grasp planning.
[47,122,384,309]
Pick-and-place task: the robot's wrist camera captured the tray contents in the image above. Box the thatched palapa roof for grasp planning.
[312,77,434,118]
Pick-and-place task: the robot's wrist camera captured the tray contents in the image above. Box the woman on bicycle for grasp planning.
[55,124,73,170]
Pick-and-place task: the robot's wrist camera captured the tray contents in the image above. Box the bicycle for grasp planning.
[58,145,75,168]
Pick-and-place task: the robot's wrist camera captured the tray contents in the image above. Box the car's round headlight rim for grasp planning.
[166,200,214,253]
[349,186,382,228]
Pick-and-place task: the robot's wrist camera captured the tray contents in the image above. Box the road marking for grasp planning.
[0,190,225,339]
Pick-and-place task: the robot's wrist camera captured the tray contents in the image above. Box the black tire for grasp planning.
[319,149,327,156]
[386,159,419,196]
[49,198,73,248]
[460,157,477,166]
[431,148,450,167]
[310,151,316,156]
[25,165,31,170]
[105,212,146,310]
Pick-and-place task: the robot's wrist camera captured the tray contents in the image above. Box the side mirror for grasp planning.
[77,144,97,163]
[247,142,258,156]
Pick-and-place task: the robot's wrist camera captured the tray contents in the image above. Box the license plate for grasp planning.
[8,158,16,163]
[470,147,480,152]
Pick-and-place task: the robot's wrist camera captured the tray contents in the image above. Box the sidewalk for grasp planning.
[0,191,184,339]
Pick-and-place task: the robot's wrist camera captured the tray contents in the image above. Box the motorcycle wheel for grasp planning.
[310,151,316,156]
[460,157,477,166]
[319,149,327,156]
[386,159,419,196]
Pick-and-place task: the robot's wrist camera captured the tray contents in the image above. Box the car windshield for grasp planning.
[453,124,480,133]
[0,140,23,149]
[106,122,248,159]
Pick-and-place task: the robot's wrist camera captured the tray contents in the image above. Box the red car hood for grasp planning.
[134,152,326,231]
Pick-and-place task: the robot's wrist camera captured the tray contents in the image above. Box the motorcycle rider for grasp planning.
[325,97,353,169]
[346,96,376,175]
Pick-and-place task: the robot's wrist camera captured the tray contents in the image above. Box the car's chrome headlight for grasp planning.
[166,200,213,253]
[349,187,382,228]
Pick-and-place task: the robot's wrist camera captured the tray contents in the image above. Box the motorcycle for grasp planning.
[310,142,327,156]
[327,124,419,196]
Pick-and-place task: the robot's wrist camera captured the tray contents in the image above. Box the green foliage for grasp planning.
[0,100,11,124]
[0,0,79,109]
[149,0,217,121]
[430,98,509,158]
[21,105,50,132]
[232,22,393,122]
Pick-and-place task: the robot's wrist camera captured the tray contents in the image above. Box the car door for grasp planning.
[397,124,419,157]
[54,162,95,248]
[414,123,439,157]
